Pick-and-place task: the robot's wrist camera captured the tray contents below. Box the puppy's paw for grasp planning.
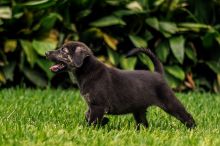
[101,117,109,126]
[186,120,196,129]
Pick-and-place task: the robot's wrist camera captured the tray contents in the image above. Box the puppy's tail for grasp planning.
[126,48,164,75]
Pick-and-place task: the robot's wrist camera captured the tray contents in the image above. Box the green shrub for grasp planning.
[0,0,220,92]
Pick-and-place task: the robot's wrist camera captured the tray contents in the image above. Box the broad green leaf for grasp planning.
[185,46,197,63]
[84,28,103,38]
[62,23,77,32]
[3,62,16,81]
[129,35,147,48]
[38,13,62,32]
[14,12,24,19]
[165,65,185,81]
[4,39,17,53]
[165,72,181,88]
[160,31,171,38]
[20,40,37,67]
[154,0,165,6]
[37,59,54,80]
[0,7,12,19]
[146,17,159,31]
[138,53,154,72]
[103,33,118,50]
[155,41,170,63]
[113,10,143,17]
[159,22,178,37]
[126,1,143,12]
[76,10,91,20]
[144,31,153,41]
[23,67,47,87]
[120,56,137,70]
[105,0,121,6]
[90,16,126,27]
[178,23,210,30]
[178,27,192,32]
[206,61,220,74]
[22,0,51,6]
[21,0,56,9]
[168,0,179,11]
[169,36,185,64]
[107,48,120,65]
[32,40,57,56]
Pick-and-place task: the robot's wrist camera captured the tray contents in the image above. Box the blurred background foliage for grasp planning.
[0,0,220,92]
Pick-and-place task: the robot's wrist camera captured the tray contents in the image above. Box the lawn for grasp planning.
[0,88,220,146]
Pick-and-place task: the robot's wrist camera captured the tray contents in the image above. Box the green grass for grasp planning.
[0,88,220,146]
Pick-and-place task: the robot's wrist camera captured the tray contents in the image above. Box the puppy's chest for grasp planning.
[81,93,94,105]
[81,92,108,106]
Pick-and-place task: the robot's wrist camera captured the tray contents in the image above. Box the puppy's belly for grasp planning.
[107,97,150,115]
[107,105,147,115]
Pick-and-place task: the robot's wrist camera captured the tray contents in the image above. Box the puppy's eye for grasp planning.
[62,47,69,53]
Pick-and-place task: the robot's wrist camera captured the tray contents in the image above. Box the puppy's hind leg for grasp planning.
[157,89,196,129]
[133,109,148,130]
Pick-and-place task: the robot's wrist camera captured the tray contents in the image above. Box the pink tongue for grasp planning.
[50,64,60,72]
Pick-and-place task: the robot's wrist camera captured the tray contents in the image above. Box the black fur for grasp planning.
[45,41,196,129]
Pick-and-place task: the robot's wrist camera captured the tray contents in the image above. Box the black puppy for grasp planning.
[45,41,196,129]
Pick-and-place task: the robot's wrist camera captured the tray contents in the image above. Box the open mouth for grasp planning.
[49,62,67,73]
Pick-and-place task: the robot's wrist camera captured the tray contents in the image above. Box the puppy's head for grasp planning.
[45,41,92,73]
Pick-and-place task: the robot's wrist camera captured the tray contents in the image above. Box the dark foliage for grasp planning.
[0,0,219,92]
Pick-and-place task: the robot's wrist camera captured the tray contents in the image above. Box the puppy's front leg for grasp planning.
[85,109,90,122]
[86,105,109,126]
[133,110,149,130]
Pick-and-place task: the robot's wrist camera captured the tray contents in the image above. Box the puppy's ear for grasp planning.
[73,46,90,68]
